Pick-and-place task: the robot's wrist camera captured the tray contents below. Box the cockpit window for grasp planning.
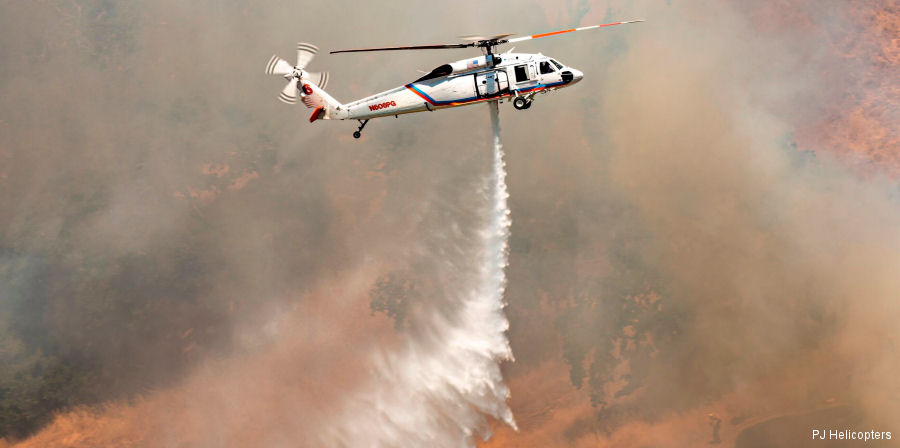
[551,59,564,70]
[539,61,555,74]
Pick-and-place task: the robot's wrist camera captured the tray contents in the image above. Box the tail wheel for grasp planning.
[513,97,529,110]
[353,131,361,139]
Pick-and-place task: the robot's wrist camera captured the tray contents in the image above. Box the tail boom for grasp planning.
[299,76,346,120]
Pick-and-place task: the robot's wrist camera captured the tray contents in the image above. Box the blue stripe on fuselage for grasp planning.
[407,78,569,106]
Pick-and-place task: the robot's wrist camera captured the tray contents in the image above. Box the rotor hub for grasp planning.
[284,67,303,80]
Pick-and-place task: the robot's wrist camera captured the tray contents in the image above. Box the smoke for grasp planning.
[602,0,900,422]
[3,1,525,444]
[3,0,899,447]
[5,85,518,448]
[486,1,900,446]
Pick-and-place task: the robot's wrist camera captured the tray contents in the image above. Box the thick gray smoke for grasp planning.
[3,0,899,447]
[490,1,900,446]
[2,1,531,444]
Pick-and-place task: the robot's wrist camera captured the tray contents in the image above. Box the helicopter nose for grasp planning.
[561,68,583,84]
[571,68,584,83]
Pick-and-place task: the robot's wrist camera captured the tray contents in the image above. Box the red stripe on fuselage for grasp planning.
[406,84,484,106]
[407,85,431,103]
[406,81,565,108]
[407,85,504,106]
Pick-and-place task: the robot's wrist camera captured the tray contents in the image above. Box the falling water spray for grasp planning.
[325,102,516,447]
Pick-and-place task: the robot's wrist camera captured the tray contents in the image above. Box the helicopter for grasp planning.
[265,20,643,139]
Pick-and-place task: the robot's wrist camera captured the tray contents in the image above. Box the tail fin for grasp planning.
[299,75,344,121]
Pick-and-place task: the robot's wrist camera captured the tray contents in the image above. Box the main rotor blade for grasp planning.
[330,43,471,54]
[507,19,644,43]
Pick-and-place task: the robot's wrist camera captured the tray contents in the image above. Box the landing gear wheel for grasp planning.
[352,119,369,139]
[513,97,528,110]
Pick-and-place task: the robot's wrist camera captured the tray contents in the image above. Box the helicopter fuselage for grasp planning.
[331,52,583,121]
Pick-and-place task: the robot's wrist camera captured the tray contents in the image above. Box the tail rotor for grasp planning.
[265,42,330,104]
[296,42,318,71]
[265,54,294,77]
[278,79,299,104]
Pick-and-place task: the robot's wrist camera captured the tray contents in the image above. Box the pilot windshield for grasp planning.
[539,61,555,74]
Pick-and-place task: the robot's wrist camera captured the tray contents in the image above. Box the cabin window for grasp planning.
[539,61,555,74]
[514,65,529,82]
[551,59,564,70]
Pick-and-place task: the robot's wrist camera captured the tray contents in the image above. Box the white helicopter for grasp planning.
[265,20,643,138]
